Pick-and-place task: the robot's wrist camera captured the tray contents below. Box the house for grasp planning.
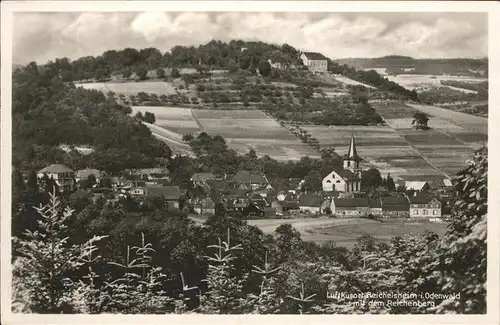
[322,136,362,193]
[37,164,75,193]
[381,196,410,218]
[75,168,103,185]
[126,168,170,182]
[128,186,145,199]
[231,170,272,191]
[409,195,442,218]
[405,181,430,192]
[369,198,383,216]
[144,185,184,209]
[193,197,216,215]
[331,198,370,217]
[191,172,215,187]
[300,52,328,73]
[298,193,325,214]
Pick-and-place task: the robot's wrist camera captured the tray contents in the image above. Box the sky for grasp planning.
[12,11,488,64]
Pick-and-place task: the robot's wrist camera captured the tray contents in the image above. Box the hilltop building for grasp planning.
[322,135,362,193]
[300,52,328,72]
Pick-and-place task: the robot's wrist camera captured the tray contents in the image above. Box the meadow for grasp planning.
[245,217,448,249]
[302,218,449,248]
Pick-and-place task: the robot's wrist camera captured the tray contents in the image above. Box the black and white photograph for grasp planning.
[1,1,498,323]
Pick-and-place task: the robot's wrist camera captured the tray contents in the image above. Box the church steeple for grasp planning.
[343,135,361,172]
[347,135,360,161]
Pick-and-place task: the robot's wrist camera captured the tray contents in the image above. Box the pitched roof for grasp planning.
[299,193,325,207]
[329,168,356,180]
[302,52,327,60]
[281,201,300,209]
[381,196,409,205]
[191,172,215,182]
[145,185,182,200]
[76,168,102,179]
[231,170,268,184]
[38,164,74,174]
[369,198,382,209]
[443,179,453,187]
[334,198,370,208]
[206,179,226,191]
[405,181,429,191]
[409,195,440,205]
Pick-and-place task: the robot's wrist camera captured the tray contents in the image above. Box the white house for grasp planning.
[300,52,328,73]
[322,136,362,193]
[409,196,442,218]
[37,164,75,193]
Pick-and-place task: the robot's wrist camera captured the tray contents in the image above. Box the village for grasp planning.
[34,134,455,223]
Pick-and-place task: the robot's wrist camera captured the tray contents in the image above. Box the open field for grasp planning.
[301,218,448,248]
[196,118,297,140]
[191,216,448,249]
[384,118,464,131]
[78,81,178,95]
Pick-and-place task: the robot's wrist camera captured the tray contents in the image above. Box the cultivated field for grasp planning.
[78,81,179,95]
[370,101,485,178]
[130,107,319,160]
[302,124,441,178]
[193,109,319,159]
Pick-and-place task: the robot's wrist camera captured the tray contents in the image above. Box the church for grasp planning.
[322,135,362,193]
